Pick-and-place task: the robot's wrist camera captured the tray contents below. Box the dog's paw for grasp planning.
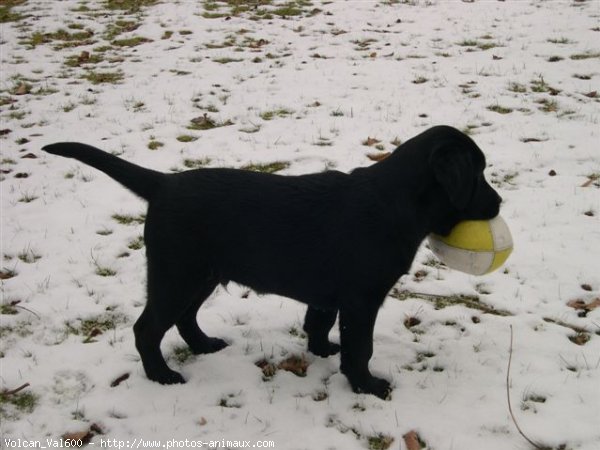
[191,337,229,355]
[152,369,186,385]
[308,341,340,357]
[352,376,392,400]
[206,337,229,353]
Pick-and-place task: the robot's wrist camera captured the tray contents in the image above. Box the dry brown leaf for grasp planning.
[62,429,93,444]
[15,83,29,95]
[367,152,391,162]
[363,136,381,147]
[403,430,424,450]
[567,298,600,312]
[581,177,595,188]
[277,355,308,377]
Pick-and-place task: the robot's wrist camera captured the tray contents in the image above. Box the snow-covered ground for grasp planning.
[1,1,599,449]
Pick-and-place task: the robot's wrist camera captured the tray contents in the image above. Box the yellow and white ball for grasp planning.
[428,215,513,276]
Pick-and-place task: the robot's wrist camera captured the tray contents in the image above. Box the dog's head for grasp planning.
[426,126,502,236]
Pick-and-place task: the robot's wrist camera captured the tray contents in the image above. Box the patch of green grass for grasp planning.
[105,0,158,12]
[33,85,60,96]
[508,82,527,93]
[94,45,114,53]
[487,104,513,114]
[457,39,478,47]
[202,0,318,20]
[212,57,243,64]
[478,41,500,50]
[176,135,198,143]
[26,29,95,49]
[17,248,41,264]
[62,101,77,113]
[239,125,261,134]
[124,98,146,112]
[202,10,232,19]
[104,19,140,40]
[183,158,212,169]
[457,39,500,51]
[570,51,600,60]
[112,213,146,225]
[127,236,144,250]
[95,265,117,277]
[170,69,191,76]
[0,96,16,106]
[18,193,38,203]
[313,136,333,147]
[367,434,394,450]
[531,76,551,93]
[147,140,164,150]
[8,110,27,120]
[273,5,303,16]
[1,303,19,315]
[112,36,152,47]
[260,108,294,120]
[0,390,38,419]
[241,161,290,174]
[351,38,378,50]
[0,319,33,338]
[171,346,195,364]
[204,37,237,50]
[65,312,128,343]
[547,37,573,44]
[573,73,592,80]
[188,115,233,131]
[0,2,25,23]
[537,98,559,113]
[490,170,519,188]
[64,51,104,67]
[84,70,124,85]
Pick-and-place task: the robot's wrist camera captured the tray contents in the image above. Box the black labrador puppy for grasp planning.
[43,125,501,399]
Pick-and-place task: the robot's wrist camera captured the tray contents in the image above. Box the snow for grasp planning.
[1,1,599,449]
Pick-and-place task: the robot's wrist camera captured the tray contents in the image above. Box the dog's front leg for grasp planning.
[339,305,391,400]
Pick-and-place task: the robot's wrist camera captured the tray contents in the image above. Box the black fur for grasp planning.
[43,125,501,399]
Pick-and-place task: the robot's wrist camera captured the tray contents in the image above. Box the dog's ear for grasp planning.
[430,145,473,210]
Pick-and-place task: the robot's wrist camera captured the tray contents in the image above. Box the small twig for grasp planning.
[110,373,130,388]
[506,325,545,449]
[1,382,30,396]
[13,304,41,319]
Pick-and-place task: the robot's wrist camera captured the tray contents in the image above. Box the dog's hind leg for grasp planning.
[133,257,213,384]
[134,303,185,385]
[176,280,228,355]
[303,306,340,357]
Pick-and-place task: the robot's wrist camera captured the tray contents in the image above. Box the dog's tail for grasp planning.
[42,142,165,201]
